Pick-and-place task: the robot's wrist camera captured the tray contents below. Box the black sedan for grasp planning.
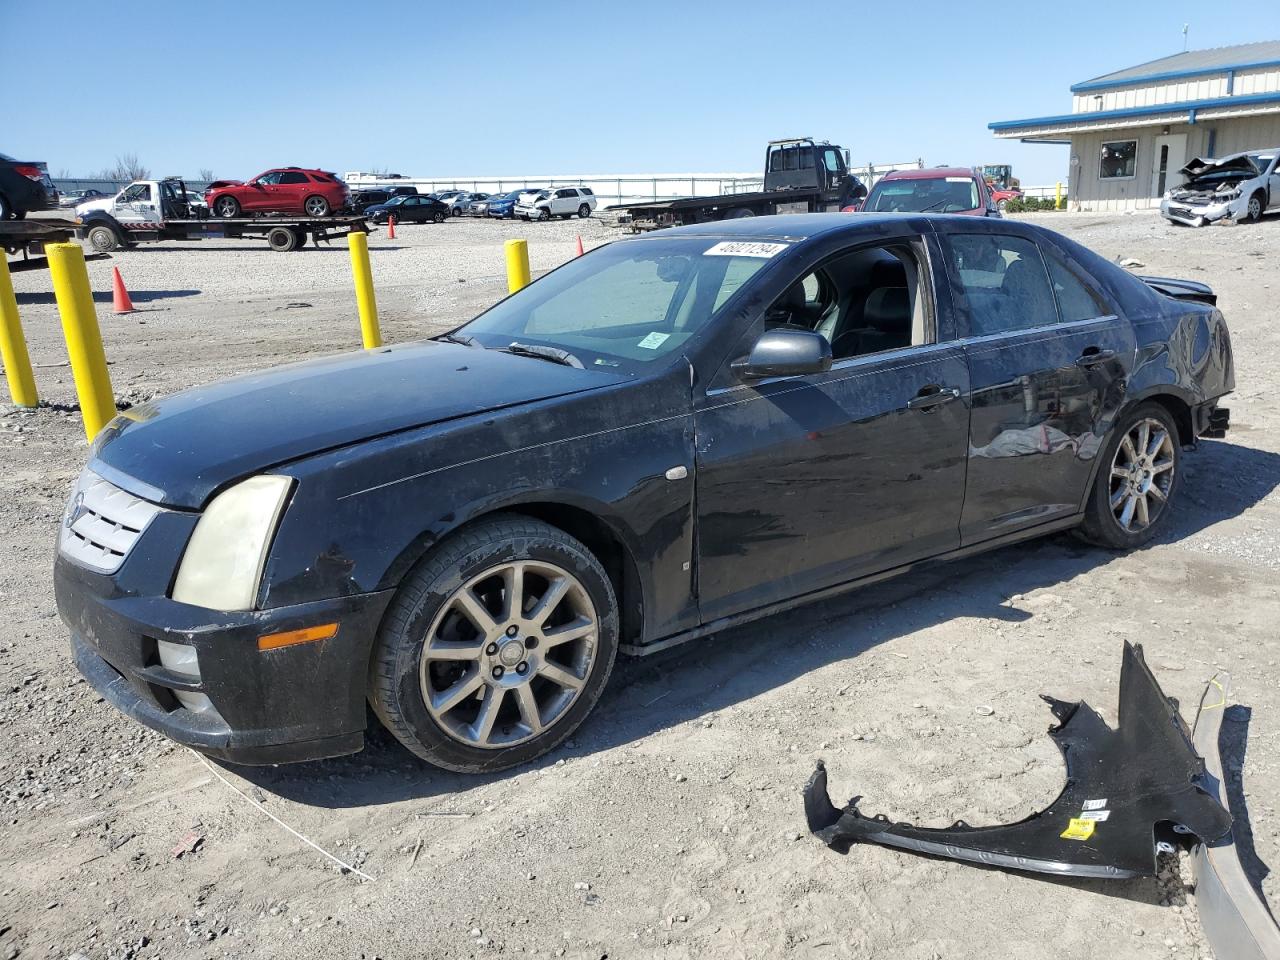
[55,214,1233,773]
[364,194,448,224]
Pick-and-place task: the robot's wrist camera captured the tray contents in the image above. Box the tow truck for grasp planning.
[614,138,866,232]
[75,178,370,253]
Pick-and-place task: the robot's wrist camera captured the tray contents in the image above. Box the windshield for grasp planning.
[1248,153,1274,172]
[866,176,980,213]
[386,195,409,204]
[455,237,783,373]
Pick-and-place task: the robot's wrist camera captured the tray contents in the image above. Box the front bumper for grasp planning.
[1161,196,1237,226]
[514,204,544,218]
[57,555,394,765]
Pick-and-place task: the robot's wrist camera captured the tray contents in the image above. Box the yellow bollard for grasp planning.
[47,243,115,441]
[505,238,531,293]
[348,230,381,349]
[1055,181,1064,210]
[0,256,38,408]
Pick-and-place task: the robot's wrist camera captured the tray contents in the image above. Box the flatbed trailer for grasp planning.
[612,138,865,232]
[76,177,371,253]
[1,218,110,272]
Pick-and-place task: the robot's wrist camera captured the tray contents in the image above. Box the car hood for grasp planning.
[76,195,117,215]
[206,179,243,191]
[93,341,625,509]
[1179,155,1259,179]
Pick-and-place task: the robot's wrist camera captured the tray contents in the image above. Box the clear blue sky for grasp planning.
[3,0,1270,185]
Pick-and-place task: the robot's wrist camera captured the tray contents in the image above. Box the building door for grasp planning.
[1151,134,1187,199]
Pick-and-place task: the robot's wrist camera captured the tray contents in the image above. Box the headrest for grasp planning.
[864,287,910,330]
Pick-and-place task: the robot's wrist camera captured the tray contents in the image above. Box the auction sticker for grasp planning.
[704,241,789,258]
[1060,818,1096,841]
[637,332,671,350]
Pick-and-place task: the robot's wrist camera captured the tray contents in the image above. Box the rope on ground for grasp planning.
[192,749,375,882]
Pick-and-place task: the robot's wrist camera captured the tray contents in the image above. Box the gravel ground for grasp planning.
[1,210,1277,960]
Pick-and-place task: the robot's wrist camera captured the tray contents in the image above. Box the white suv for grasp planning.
[515,186,596,221]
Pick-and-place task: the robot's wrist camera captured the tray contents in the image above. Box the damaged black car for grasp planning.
[56,214,1233,773]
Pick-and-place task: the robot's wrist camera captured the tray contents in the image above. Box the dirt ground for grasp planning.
[1,210,1277,960]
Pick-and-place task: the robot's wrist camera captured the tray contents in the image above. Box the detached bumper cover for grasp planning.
[804,642,1232,878]
[58,556,394,764]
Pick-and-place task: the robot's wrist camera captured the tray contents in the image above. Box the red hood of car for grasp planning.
[205,180,243,191]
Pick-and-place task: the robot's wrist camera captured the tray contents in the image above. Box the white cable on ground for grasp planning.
[192,749,375,882]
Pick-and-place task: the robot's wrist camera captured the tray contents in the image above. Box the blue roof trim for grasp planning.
[989,91,1280,131]
[1070,57,1280,92]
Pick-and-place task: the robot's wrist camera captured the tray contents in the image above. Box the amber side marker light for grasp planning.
[258,622,338,652]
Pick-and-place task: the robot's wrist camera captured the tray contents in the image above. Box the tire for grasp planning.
[997,198,1009,211]
[213,195,240,219]
[303,195,330,217]
[369,514,619,773]
[577,204,590,219]
[266,227,297,252]
[1246,191,1264,223]
[727,208,755,219]
[1077,402,1181,549]
[86,224,121,254]
[292,228,309,249]
[537,207,550,221]
[0,194,9,220]
[432,210,445,223]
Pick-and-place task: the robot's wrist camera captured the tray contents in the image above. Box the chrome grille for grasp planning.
[59,470,164,574]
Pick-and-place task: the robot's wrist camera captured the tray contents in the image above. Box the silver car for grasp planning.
[1160,149,1280,226]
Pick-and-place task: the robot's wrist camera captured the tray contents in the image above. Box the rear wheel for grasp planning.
[86,224,121,253]
[0,194,11,220]
[267,226,298,251]
[1078,402,1181,549]
[213,195,240,219]
[432,210,445,223]
[577,203,590,218]
[369,514,618,773]
[303,195,330,217]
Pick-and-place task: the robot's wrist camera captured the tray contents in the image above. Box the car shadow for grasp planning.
[230,438,1280,859]
[15,289,200,305]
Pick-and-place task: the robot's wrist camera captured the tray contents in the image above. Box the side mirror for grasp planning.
[732,328,833,380]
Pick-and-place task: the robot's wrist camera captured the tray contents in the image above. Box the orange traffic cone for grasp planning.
[111,267,135,314]
[575,235,584,257]
[387,215,396,240]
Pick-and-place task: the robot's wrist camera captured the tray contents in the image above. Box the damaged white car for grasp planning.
[1161,149,1280,226]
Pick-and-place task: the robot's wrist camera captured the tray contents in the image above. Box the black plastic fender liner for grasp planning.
[1190,672,1280,960]
[804,642,1233,879]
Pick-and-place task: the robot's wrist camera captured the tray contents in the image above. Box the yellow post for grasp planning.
[1055,181,1064,210]
[505,238,531,293]
[348,230,381,349]
[0,256,38,408]
[47,243,115,440]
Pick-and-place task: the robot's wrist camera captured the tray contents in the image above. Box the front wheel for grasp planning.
[86,224,121,253]
[1246,191,1264,223]
[1077,403,1181,549]
[369,515,619,773]
[537,207,550,221]
[213,195,240,218]
[303,195,330,217]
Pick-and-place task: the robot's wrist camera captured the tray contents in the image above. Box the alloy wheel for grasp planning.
[1249,196,1262,220]
[1108,417,1175,533]
[419,560,599,748]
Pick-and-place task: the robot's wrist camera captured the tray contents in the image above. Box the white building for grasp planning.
[990,40,1280,210]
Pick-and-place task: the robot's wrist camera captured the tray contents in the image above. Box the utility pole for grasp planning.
[1182,23,1189,52]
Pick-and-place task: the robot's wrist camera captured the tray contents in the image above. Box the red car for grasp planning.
[205,168,348,219]
[850,167,999,217]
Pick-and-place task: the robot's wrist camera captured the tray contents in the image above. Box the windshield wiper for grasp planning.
[438,332,483,348]
[501,342,584,369]
[919,198,951,212]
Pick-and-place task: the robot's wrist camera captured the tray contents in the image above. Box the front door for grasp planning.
[1151,134,1187,199]
[938,227,1135,544]
[693,234,971,622]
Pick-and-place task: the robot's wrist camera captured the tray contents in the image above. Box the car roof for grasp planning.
[878,167,979,182]
[637,212,972,242]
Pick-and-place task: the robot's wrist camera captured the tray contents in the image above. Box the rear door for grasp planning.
[276,171,311,211]
[693,229,971,621]
[938,223,1134,544]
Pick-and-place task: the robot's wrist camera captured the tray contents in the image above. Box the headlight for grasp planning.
[171,475,292,611]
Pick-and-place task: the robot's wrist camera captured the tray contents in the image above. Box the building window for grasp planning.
[1099,140,1137,180]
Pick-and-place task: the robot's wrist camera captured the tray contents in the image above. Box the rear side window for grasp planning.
[579,187,593,195]
[310,172,333,182]
[946,234,1057,336]
[278,172,309,185]
[1045,256,1108,323]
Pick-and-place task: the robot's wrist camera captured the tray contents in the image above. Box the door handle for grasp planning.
[1075,347,1116,367]
[907,385,960,411]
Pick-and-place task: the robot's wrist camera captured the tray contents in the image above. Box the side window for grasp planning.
[278,172,309,185]
[762,241,932,360]
[121,183,152,203]
[256,172,282,185]
[946,234,1056,336]
[1045,255,1108,323]
[556,189,575,199]
[580,187,594,196]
